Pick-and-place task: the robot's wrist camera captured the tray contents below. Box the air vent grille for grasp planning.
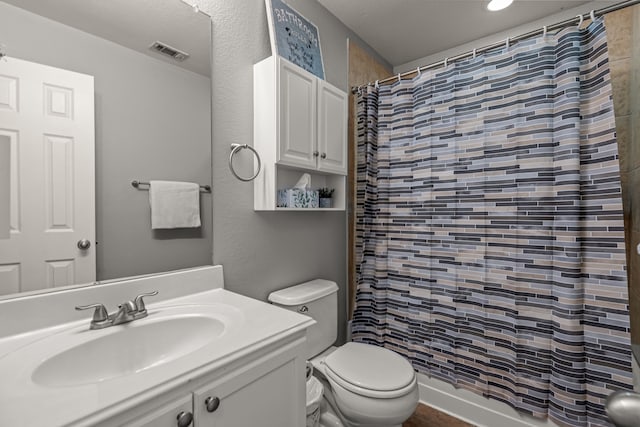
[149,41,189,62]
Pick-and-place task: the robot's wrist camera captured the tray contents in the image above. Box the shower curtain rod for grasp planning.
[350,0,640,94]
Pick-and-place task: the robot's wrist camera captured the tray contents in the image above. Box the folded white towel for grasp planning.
[149,180,201,229]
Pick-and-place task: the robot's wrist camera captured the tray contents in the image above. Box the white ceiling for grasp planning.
[2,0,622,76]
[1,0,211,76]
[317,0,609,67]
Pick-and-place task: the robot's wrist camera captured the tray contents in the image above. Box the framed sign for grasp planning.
[265,0,325,79]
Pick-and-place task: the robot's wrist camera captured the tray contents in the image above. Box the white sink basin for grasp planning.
[32,314,224,387]
[0,303,243,390]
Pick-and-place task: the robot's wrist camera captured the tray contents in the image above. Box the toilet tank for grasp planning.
[268,279,338,360]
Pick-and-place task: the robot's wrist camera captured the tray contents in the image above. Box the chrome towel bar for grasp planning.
[131,180,211,192]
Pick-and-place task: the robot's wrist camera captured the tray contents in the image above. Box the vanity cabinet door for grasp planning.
[193,350,304,427]
[125,395,193,427]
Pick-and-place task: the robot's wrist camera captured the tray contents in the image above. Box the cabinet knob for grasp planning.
[313,151,319,157]
[320,153,327,159]
[176,411,193,427]
[205,396,221,413]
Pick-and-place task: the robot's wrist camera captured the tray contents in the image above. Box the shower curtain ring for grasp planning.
[472,48,477,59]
[416,67,421,77]
[375,80,379,89]
[397,73,401,82]
[590,10,596,22]
[577,14,584,27]
[444,57,449,67]
[505,38,510,49]
[542,25,547,37]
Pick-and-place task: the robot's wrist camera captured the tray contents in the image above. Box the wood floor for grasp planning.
[403,403,476,427]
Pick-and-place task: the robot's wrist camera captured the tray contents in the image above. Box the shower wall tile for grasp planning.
[620,171,631,268]
[605,7,632,61]
[632,113,640,171]
[632,168,640,233]
[610,58,631,116]
[630,231,640,344]
[616,115,631,172]
[606,7,638,353]
[628,6,640,352]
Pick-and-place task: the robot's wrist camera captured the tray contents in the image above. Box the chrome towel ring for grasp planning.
[229,143,261,182]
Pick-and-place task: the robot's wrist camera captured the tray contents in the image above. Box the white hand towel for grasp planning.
[149,180,201,229]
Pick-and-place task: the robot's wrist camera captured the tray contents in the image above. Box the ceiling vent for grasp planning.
[149,41,190,62]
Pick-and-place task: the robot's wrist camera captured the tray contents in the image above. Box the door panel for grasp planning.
[0,57,95,295]
[278,59,317,169]
[0,263,20,295]
[317,81,347,175]
[0,75,18,112]
[194,357,301,427]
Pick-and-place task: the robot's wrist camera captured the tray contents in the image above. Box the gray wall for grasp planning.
[0,2,212,281]
[204,0,385,343]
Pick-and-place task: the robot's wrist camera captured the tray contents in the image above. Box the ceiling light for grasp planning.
[487,0,514,11]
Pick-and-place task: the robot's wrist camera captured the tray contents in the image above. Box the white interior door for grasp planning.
[0,57,95,295]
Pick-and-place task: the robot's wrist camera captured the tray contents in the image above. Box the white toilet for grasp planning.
[269,279,419,427]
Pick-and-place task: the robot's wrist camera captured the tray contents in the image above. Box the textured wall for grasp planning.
[203,0,387,343]
[0,2,212,283]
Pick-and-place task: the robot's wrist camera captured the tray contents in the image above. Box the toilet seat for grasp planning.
[323,342,416,399]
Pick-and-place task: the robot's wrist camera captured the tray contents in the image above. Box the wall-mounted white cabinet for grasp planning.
[253,56,347,211]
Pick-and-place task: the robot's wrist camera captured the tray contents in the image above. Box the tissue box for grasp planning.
[277,189,319,208]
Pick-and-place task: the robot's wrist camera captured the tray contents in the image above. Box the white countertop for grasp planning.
[0,286,314,427]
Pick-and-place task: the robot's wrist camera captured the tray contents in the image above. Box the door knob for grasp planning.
[77,239,91,250]
[176,411,193,427]
[205,396,220,412]
[320,153,327,159]
[313,151,319,157]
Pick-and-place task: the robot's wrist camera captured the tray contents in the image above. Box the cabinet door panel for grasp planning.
[194,359,299,427]
[125,395,192,427]
[278,60,317,169]
[317,80,347,175]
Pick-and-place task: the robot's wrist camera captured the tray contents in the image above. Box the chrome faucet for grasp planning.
[75,291,158,329]
[112,300,138,325]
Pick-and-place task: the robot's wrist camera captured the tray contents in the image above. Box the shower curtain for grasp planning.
[353,18,632,427]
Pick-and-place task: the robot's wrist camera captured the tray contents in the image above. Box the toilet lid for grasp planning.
[323,342,415,396]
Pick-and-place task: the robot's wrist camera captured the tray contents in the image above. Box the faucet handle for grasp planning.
[134,290,158,315]
[75,303,109,323]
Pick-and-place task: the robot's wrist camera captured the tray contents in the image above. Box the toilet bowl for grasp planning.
[312,344,418,427]
[268,280,419,427]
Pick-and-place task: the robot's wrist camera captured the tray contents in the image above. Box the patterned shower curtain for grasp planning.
[353,18,632,427]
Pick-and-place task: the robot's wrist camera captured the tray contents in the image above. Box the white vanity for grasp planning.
[0,266,314,427]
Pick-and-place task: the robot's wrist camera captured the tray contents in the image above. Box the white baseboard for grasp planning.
[416,373,559,427]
